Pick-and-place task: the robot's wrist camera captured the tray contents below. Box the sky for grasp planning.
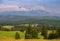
[0,0,60,13]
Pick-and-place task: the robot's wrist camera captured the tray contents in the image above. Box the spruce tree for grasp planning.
[15,32,20,39]
[41,25,48,39]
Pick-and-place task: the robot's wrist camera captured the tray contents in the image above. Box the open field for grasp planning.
[0,30,56,39]
[0,31,26,39]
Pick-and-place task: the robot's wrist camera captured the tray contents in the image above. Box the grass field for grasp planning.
[0,31,26,39]
[0,30,56,39]
[0,31,44,39]
[0,31,59,41]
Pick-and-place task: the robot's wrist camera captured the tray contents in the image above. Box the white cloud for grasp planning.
[31,6,46,10]
[0,0,60,13]
[0,4,30,12]
[31,5,51,12]
[0,4,60,13]
[0,4,51,12]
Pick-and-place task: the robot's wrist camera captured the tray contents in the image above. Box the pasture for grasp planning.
[0,30,59,41]
[0,30,56,39]
[0,31,26,39]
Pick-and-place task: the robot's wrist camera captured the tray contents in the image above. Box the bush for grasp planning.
[25,24,39,39]
[41,25,48,39]
[57,29,60,38]
[29,28,38,39]
[20,29,24,32]
[0,26,1,29]
[15,32,20,39]
[48,33,58,39]
[25,27,39,39]
[25,33,33,39]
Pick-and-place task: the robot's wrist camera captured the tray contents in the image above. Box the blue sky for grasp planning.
[0,0,60,13]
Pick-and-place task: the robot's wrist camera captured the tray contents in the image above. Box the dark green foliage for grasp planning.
[0,26,1,30]
[48,30,58,39]
[20,26,26,32]
[25,24,39,39]
[25,28,38,39]
[15,32,20,39]
[25,32,33,39]
[4,28,10,31]
[29,28,39,39]
[41,25,48,39]
[20,29,24,32]
[48,33,54,39]
[1,28,10,31]
[48,33,58,39]
[57,28,60,38]
[54,33,58,39]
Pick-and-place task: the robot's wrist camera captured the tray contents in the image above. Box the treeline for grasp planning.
[0,24,60,39]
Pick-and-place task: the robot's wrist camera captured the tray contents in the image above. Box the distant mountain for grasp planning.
[0,10,60,26]
[0,15,60,25]
[0,10,60,16]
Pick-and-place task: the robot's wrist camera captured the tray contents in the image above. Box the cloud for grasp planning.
[0,0,60,13]
[31,6,46,10]
[0,4,50,12]
[0,4,57,13]
[0,4,30,12]
[31,5,51,12]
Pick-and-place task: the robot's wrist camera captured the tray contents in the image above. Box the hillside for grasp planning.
[0,14,60,26]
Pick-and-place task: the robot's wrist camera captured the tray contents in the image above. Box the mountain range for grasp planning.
[0,10,60,26]
[0,10,60,16]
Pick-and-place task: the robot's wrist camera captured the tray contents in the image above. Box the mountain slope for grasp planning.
[0,10,59,16]
[0,10,60,26]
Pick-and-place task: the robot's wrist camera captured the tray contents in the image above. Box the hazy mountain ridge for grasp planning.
[0,10,60,16]
[0,10,60,26]
[0,15,60,25]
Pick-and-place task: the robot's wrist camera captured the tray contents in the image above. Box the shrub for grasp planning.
[25,25,39,39]
[15,32,20,39]
[25,33,33,39]
[25,28,39,39]
[48,33,58,39]
[29,28,38,39]
[41,25,48,39]
[57,29,60,38]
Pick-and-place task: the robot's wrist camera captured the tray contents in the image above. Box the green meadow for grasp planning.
[0,30,55,39]
[0,31,25,39]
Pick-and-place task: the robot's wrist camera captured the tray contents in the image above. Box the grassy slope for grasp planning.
[0,31,59,41]
[0,30,56,39]
[0,31,25,39]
